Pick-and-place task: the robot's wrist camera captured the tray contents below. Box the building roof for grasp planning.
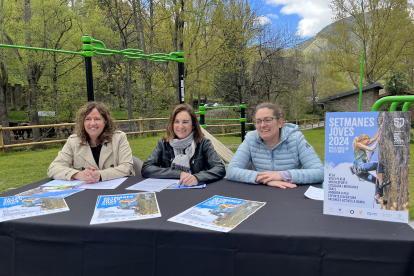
[318,83,384,104]
[378,90,414,99]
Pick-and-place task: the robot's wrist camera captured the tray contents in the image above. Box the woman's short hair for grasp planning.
[255,102,285,120]
[164,103,204,143]
[74,101,119,145]
[353,134,370,150]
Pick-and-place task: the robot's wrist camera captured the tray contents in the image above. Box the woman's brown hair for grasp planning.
[163,104,204,143]
[255,102,285,120]
[74,102,119,145]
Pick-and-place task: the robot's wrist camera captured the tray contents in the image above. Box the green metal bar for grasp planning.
[371,96,414,111]
[0,39,184,63]
[0,43,83,56]
[390,102,400,111]
[205,118,242,121]
[402,102,412,111]
[203,105,240,109]
[359,52,364,112]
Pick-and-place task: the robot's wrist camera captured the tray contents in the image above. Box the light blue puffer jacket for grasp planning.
[227,123,324,184]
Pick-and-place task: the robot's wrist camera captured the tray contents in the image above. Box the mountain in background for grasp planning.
[295,17,353,53]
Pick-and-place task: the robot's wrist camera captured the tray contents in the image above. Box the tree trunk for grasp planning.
[0,65,11,153]
[52,53,63,138]
[28,79,40,142]
[377,112,410,211]
[0,0,11,152]
[124,60,134,135]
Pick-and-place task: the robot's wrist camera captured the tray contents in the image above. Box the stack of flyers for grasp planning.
[0,196,69,222]
[40,179,83,190]
[16,187,83,199]
[125,178,176,192]
[168,195,266,232]
[90,192,161,225]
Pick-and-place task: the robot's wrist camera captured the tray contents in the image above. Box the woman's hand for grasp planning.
[179,171,199,186]
[72,166,100,184]
[255,171,283,184]
[266,180,297,189]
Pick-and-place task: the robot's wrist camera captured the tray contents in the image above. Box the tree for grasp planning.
[0,0,12,152]
[301,53,324,115]
[324,0,414,87]
[384,70,409,95]
[249,22,302,109]
[212,0,257,105]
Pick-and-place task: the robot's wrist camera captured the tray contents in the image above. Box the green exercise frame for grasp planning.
[0,35,185,103]
[196,103,247,142]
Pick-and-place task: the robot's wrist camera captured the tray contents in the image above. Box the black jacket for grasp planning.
[141,137,226,183]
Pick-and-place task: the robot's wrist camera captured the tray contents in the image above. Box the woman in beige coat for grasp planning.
[48,102,134,183]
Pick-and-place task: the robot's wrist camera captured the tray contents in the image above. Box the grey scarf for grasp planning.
[169,132,195,172]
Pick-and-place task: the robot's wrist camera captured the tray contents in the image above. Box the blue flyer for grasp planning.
[90,192,161,224]
[167,183,206,189]
[0,196,69,222]
[168,195,265,232]
[16,187,84,198]
[324,112,410,223]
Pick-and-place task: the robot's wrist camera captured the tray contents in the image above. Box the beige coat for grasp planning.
[47,131,135,181]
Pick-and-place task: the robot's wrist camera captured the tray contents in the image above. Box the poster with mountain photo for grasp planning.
[0,196,69,222]
[168,195,265,232]
[324,112,410,223]
[90,192,161,225]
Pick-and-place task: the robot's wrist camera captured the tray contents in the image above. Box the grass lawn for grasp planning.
[0,128,412,220]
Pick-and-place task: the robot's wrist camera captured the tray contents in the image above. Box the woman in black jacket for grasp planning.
[141,104,225,186]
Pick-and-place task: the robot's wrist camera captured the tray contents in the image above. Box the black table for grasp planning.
[1,177,413,276]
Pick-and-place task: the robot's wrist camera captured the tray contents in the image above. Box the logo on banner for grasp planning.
[394,118,404,128]
[349,210,354,214]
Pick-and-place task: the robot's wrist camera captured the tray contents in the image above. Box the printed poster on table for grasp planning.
[324,112,410,223]
[90,192,161,225]
[168,195,265,232]
[16,187,84,198]
[0,196,69,222]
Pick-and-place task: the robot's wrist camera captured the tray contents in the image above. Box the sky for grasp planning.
[250,0,333,38]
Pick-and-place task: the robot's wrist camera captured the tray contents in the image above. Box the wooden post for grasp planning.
[318,118,320,126]
[304,119,306,129]
[0,125,3,154]
[222,125,225,135]
[296,119,298,125]
[139,117,143,138]
[312,118,314,129]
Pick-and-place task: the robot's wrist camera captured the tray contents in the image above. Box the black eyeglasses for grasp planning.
[253,117,278,125]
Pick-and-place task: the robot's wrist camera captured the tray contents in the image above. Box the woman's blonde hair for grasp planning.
[74,102,119,145]
[163,104,204,143]
[353,134,370,151]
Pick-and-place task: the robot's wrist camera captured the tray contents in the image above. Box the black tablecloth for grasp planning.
[0,177,413,276]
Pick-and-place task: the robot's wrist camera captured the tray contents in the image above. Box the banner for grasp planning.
[324,112,410,223]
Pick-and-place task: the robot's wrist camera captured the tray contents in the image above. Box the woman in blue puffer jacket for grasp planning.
[227,102,324,189]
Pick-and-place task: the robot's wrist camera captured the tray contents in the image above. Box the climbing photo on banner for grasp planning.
[324,112,410,223]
